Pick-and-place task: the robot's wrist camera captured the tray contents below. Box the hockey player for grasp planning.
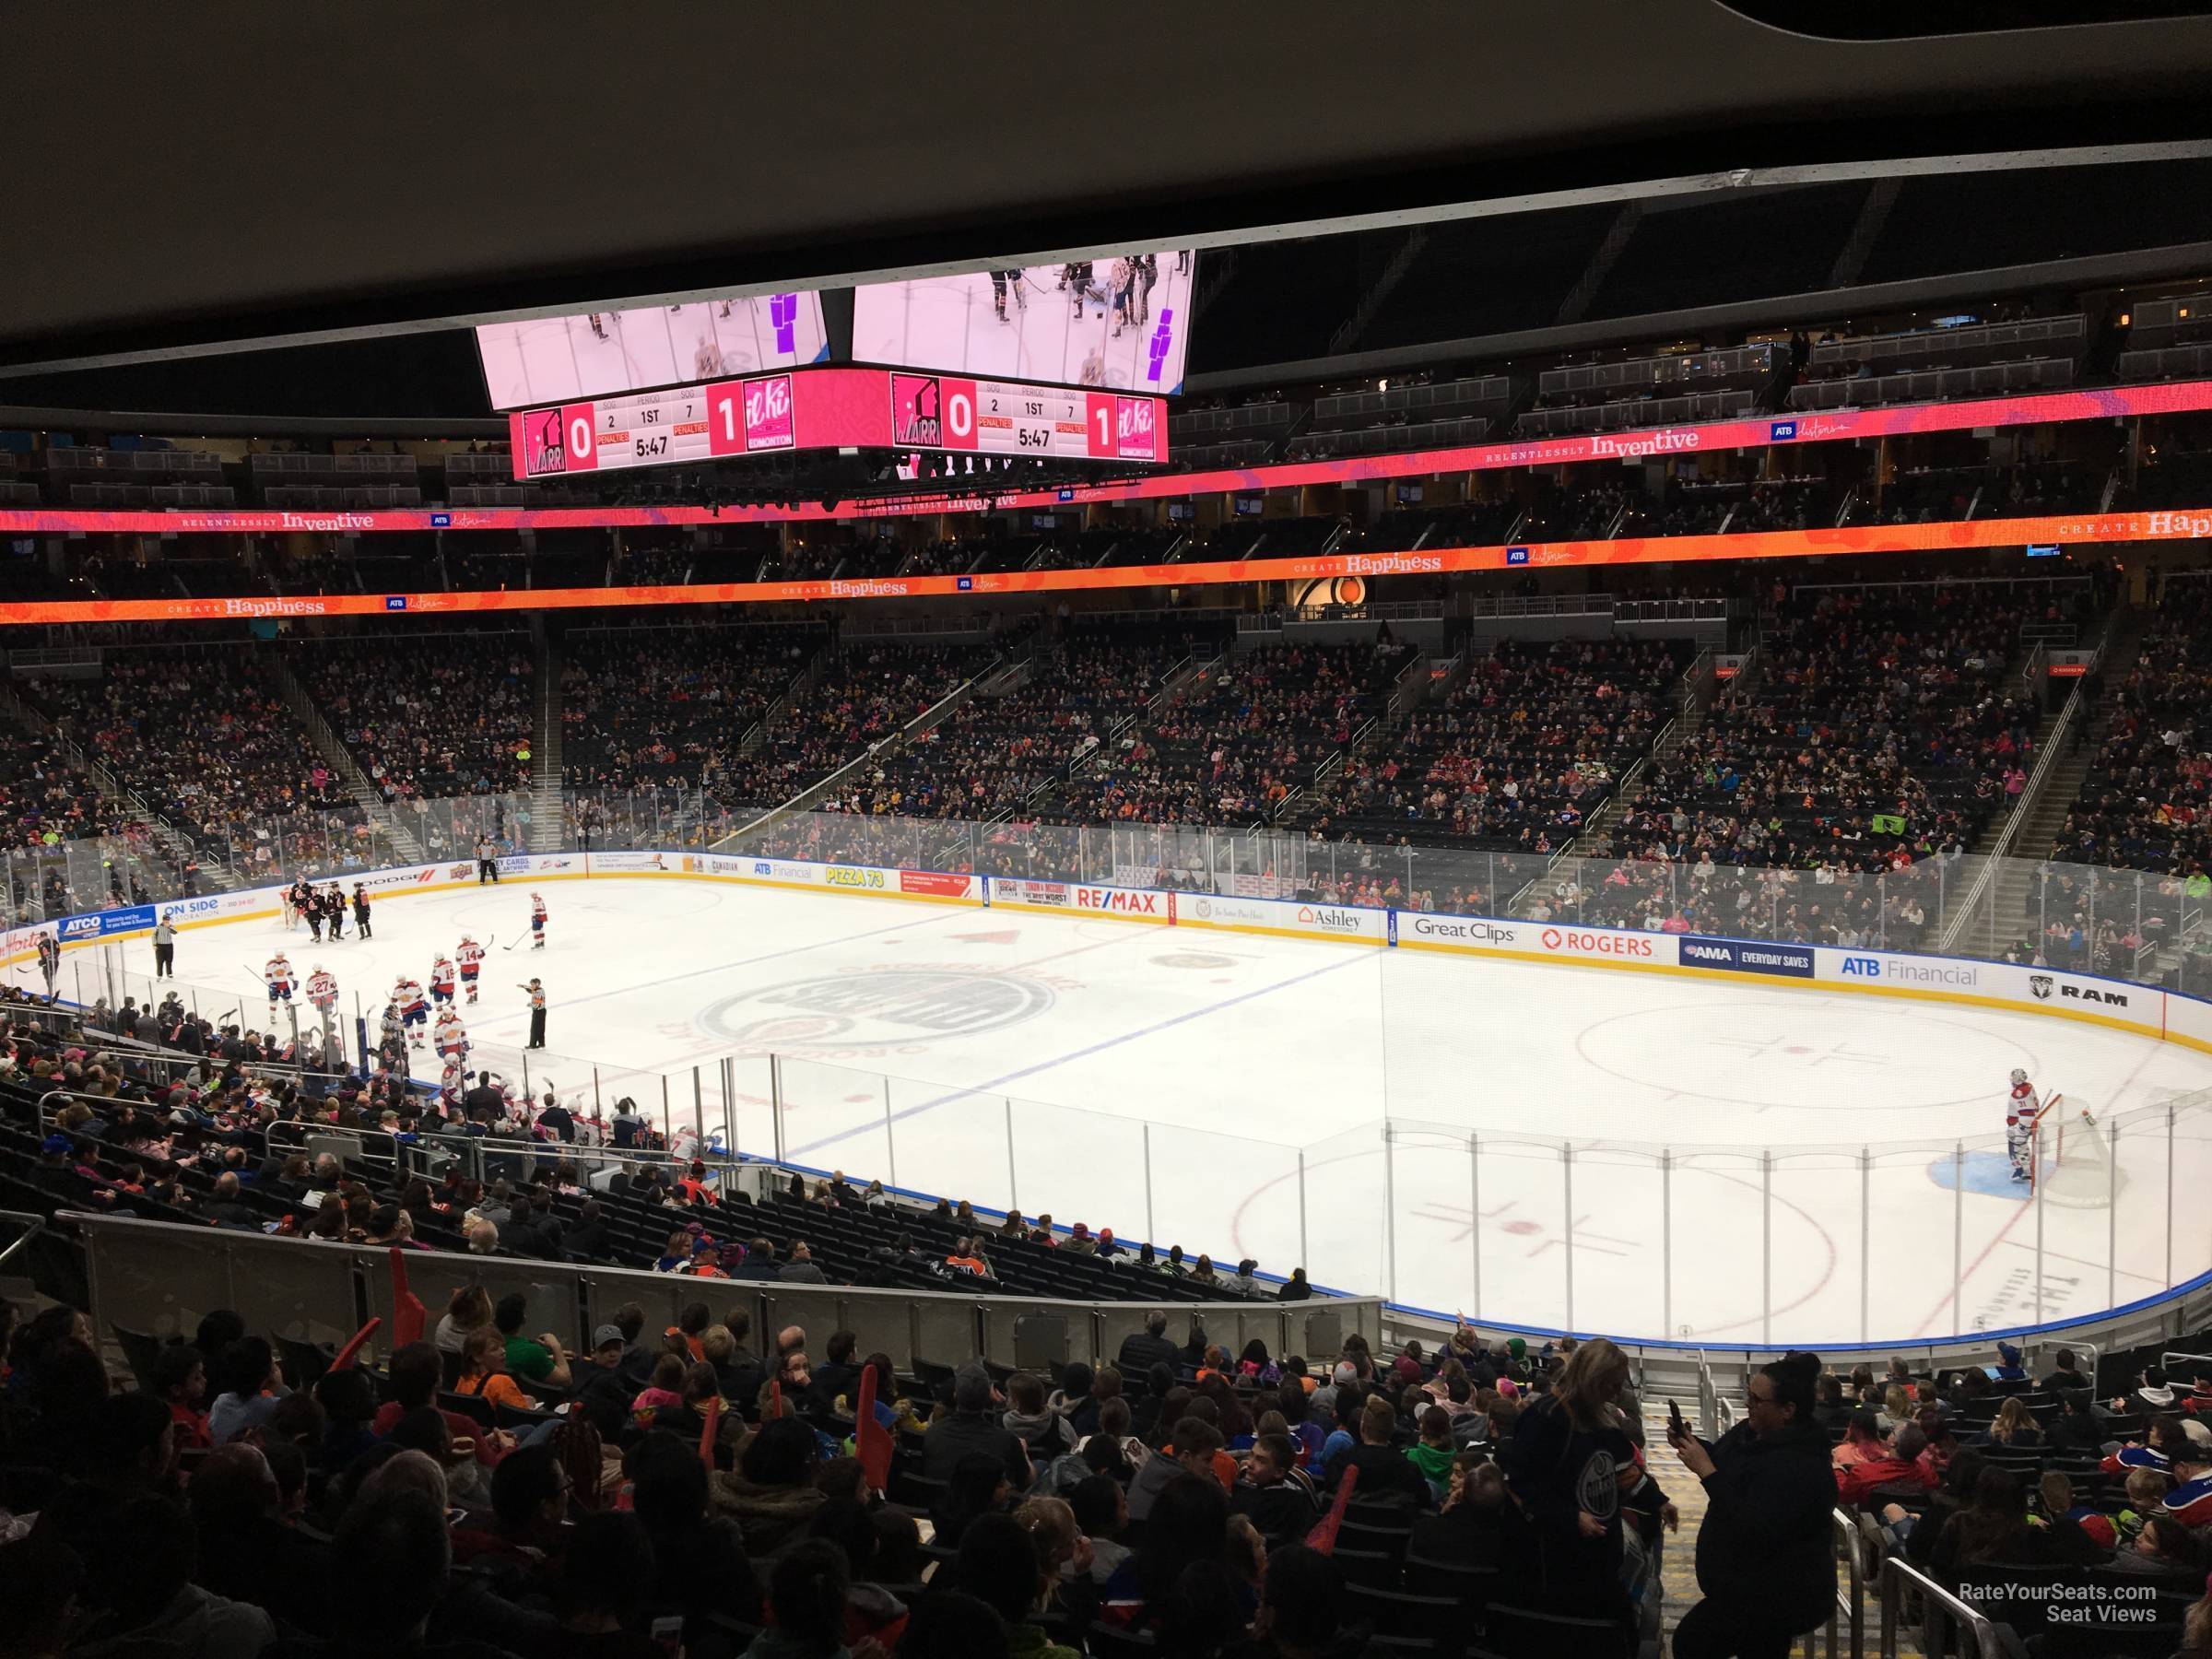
[2006,1067,2042,1183]
[456,935,485,1004]
[324,882,347,941]
[429,953,456,1006]
[433,1006,469,1068]
[438,1056,466,1113]
[264,952,298,1018]
[306,964,338,1023]
[301,881,323,943]
[530,893,547,950]
[34,931,59,998]
[304,964,339,1069]
[351,883,372,940]
[396,975,430,1046]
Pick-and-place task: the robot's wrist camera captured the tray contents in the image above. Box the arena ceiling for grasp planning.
[5,3,2212,380]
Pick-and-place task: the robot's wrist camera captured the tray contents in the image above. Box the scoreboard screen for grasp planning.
[853,253,1195,394]
[510,367,1165,480]
[477,292,830,410]
[888,375,1159,462]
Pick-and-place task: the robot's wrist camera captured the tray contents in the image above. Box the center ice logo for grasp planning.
[700,967,1057,1054]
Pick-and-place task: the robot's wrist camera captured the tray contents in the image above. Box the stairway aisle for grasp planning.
[266,654,425,865]
[1973,606,2148,952]
[529,630,564,852]
[1643,1402,1710,1645]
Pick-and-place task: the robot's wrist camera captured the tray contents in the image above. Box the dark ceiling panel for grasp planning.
[6,0,2212,367]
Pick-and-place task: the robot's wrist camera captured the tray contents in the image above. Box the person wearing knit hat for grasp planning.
[1064,1222,1095,1255]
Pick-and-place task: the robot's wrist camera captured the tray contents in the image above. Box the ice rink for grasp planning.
[65,877,2212,1346]
[476,295,830,407]
[852,259,1195,393]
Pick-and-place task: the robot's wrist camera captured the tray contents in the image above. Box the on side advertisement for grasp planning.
[994,878,1072,908]
[1183,893,1385,943]
[1679,935,1815,978]
[897,870,974,900]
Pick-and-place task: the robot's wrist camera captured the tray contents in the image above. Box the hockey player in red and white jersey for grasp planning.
[264,952,298,1015]
[395,976,430,1045]
[456,935,485,1004]
[437,1056,465,1113]
[530,893,547,950]
[433,1006,469,1066]
[2006,1067,2042,1182]
[305,966,338,1020]
[429,954,456,1006]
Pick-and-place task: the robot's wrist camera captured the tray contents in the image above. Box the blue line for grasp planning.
[788,948,1371,1158]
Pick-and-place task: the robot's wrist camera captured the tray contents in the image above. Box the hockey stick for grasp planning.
[501,933,524,951]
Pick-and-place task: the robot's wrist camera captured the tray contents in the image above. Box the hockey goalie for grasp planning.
[2006,1067,2040,1183]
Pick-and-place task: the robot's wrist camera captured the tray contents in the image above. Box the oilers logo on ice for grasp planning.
[700,967,1056,1055]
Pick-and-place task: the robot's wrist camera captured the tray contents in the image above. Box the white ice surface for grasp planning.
[852,262,1194,393]
[55,879,2212,1347]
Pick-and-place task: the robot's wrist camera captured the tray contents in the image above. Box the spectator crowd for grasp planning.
[291,634,535,802]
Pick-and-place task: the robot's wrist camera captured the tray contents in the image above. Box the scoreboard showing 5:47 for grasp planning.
[890,374,1159,462]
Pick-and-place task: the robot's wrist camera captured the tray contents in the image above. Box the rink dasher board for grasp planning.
[5,848,2198,1054]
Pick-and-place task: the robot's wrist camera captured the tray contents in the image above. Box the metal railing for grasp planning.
[0,1208,48,1277]
[1878,1557,2005,1659]
[65,1209,1384,1380]
[1812,1510,1868,1659]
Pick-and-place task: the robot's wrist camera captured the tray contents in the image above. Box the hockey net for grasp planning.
[2030,1094,2121,1207]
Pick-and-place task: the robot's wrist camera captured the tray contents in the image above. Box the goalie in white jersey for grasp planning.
[2006,1067,2041,1182]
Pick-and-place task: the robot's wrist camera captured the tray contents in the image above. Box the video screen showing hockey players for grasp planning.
[475,291,832,410]
[851,252,1195,394]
